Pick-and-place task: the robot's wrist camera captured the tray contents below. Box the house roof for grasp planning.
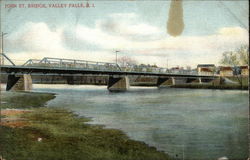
[220,66,233,71]
[200,68,213,72]
[197,64,215,67]
[171,67,179,70]
[240,66,249,69]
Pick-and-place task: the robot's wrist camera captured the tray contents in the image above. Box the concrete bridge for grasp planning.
[0,54,220,91]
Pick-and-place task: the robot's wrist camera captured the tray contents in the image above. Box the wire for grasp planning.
[218,0,248,30]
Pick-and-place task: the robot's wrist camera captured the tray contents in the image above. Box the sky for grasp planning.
[1,0,249,68]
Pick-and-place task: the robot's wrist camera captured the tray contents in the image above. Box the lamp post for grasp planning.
[166,55,169,69]
[167,58,169,69]
[115,50,120,65]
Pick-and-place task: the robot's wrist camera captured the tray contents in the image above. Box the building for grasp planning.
[219,66,233,77]
[199,68,214,75]
[170,67,180,73]
[240,66,249,76]
[197,64,215,75]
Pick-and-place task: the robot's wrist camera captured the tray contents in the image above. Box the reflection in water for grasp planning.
[167,0,184,36]
[34,84,248,160]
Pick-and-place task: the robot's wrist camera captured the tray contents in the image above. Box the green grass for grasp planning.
[0,91,55,109]
[0,92,170,160]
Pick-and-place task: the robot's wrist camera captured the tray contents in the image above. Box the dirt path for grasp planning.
[0,109,32,128]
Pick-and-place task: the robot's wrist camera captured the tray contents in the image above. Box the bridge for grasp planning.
[0,54,220,91]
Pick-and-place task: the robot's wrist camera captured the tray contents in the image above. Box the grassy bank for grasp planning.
[0,91,56,109]
[0,91,170,160]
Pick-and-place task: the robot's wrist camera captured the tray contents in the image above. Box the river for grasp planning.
[33,84,248,160]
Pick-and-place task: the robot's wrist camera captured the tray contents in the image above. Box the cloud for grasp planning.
[218,26,248,36]
[5,13,249,67]
[6,22,64,53]
[96,13,162,40]
[5,22,115,64]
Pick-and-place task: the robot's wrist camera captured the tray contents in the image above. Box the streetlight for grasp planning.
[167,58,169,69]
[166,55,169,69]
[115,50,120,65]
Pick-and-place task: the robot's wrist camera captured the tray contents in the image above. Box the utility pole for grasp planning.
[0,32,7,124]
[115,50,120,65]
[0,32,7,109]
[1,32,7,65]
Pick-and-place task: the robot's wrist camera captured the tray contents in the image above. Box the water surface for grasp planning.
[34,84,248,160]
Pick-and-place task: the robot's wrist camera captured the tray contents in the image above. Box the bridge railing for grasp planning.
[23,57,122,71]
[22,59,42,66]
[21,57,218,76]
[120,65,200,75]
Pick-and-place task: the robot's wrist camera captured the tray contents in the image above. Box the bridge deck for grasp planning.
[0,65,217,78]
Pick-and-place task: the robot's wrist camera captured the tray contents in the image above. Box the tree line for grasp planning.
[220,45,249,66]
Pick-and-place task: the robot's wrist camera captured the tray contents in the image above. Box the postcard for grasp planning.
[0,0,249,160]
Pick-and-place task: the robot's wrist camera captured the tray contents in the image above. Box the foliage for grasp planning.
[117,56,137,67]
[220,45,249,66]
[237,45,249,65]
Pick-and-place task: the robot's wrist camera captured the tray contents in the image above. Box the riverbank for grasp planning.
[170,84,248,90]
[0,91,170,160]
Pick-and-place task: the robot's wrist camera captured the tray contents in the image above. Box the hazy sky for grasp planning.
[1,0,249,67]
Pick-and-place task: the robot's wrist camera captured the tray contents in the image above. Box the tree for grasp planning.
[220,45,249,89]
[237,45,249,65]
[220,51,239,66]
[117,56,137,67]
[220,45,249,66]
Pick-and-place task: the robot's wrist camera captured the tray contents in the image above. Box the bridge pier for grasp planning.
[211,77,224,85]
[157,77,175,87]
[107,76,130,92]
[200,78,214,83]
[6,74,32,91]
[186,78,201,84]
[188,77,218,84]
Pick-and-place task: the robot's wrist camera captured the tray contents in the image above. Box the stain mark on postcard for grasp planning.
[167,0,184,36]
